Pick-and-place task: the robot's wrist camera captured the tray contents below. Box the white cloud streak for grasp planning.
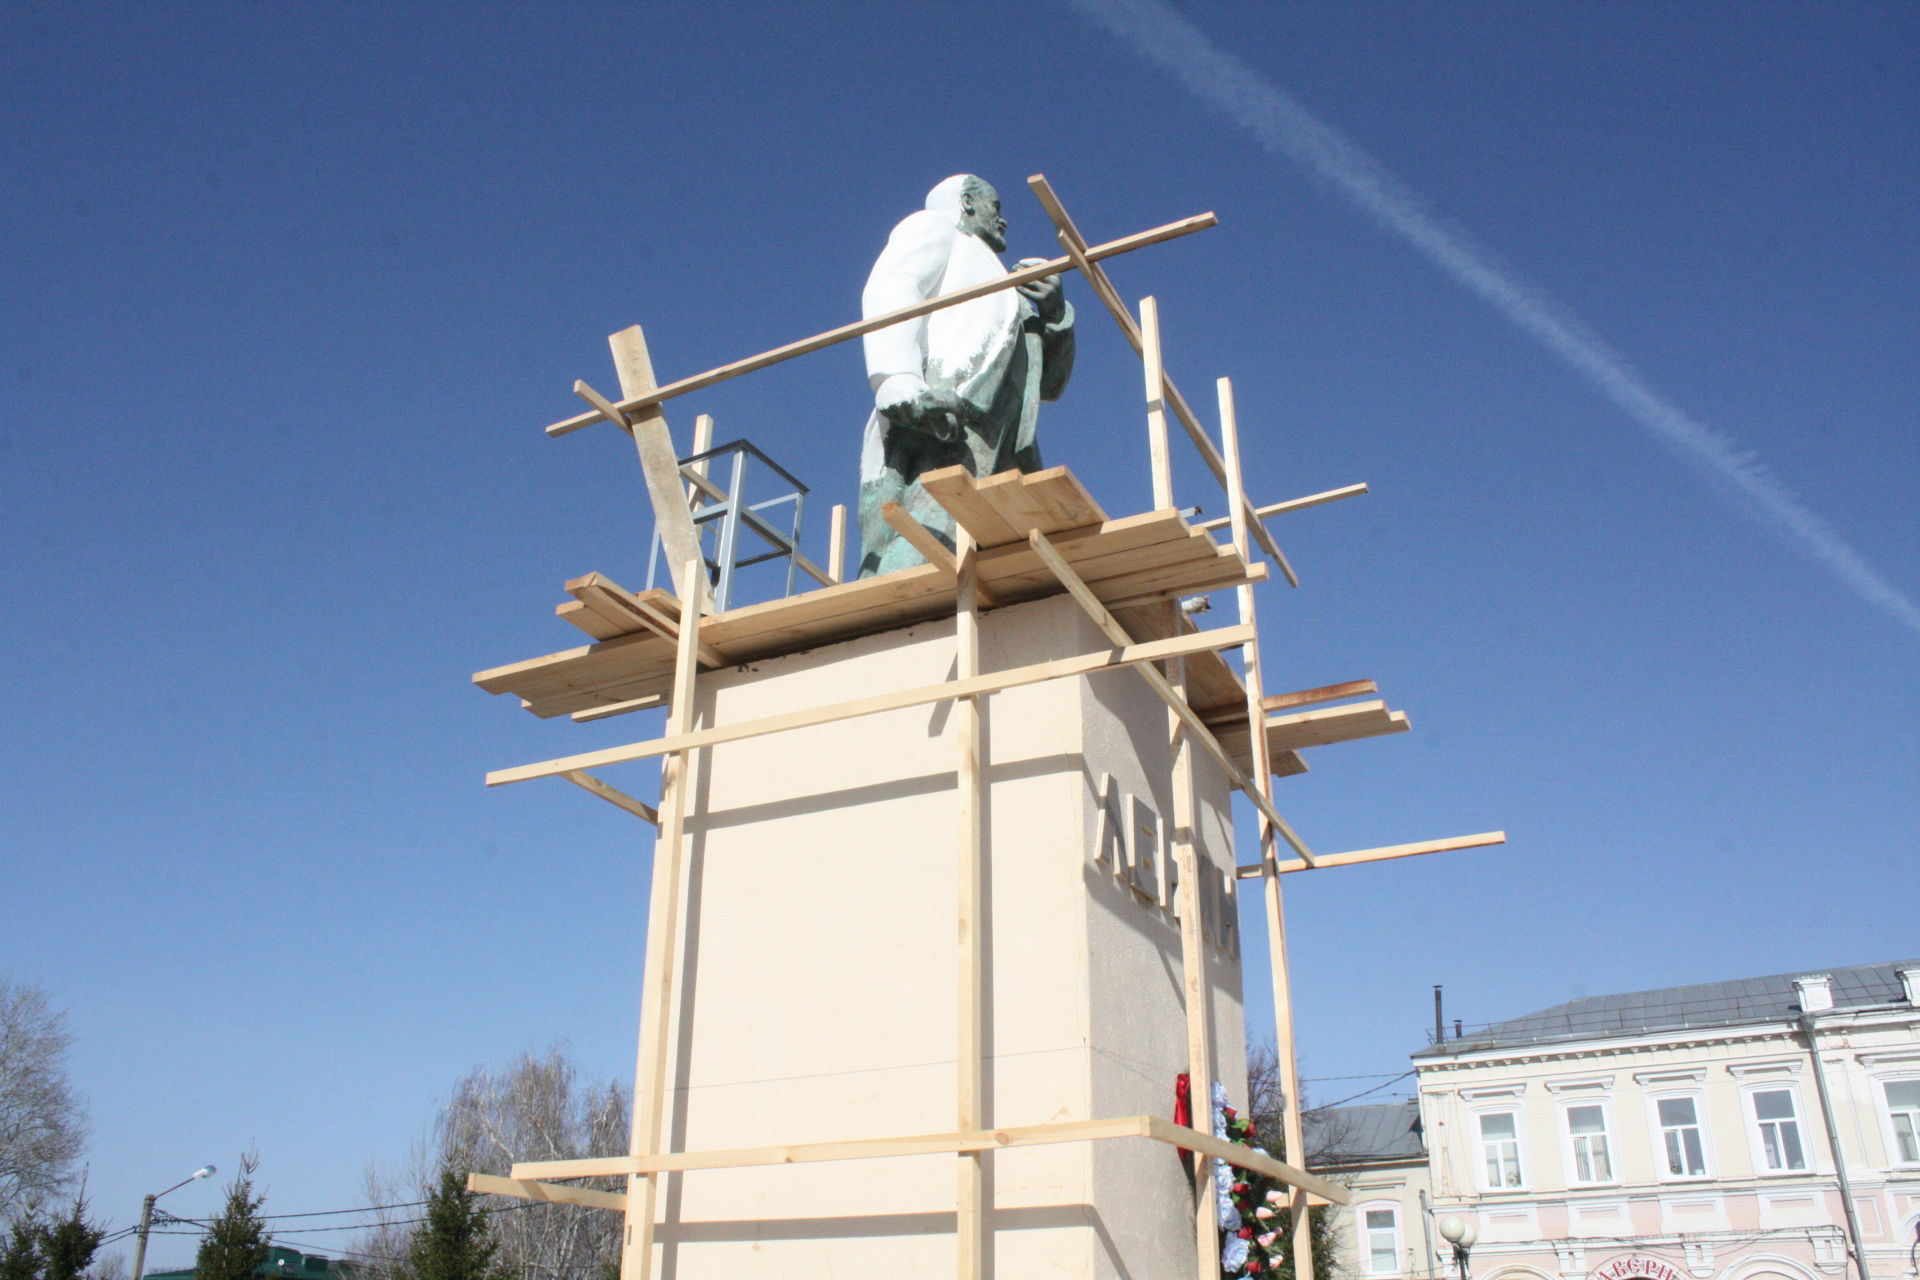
[1068,0,1920,638]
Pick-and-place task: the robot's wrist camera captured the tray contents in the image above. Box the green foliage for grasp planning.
[0,1193,104,1280]
[195,1158,270,1280]
[406,1169,502,1280]
[36,1195,103,1280]
[0,1219,43,1280]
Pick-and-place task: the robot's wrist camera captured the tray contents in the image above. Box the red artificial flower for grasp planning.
[1238,1226,1255,1240]
[1225,1107,1237,1120]
[1248,1260,1264,1274]
[1232,1182,1250,1195]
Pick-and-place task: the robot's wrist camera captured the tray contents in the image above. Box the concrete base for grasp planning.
[648,595,1246,1278]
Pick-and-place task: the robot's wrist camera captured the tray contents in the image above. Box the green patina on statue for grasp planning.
[857,175,1076,576]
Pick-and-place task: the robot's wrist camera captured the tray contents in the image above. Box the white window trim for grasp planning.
[1473,1105,1528,1191]
[1742,1081,1814,1176]
[1559,1097,1619,1187]
[1646,1089,1715,1182]
[1873,1072,1920,1168]
[1634,1068,1707,1086]
[1356,1200,1403,1277]
[1544,1074,1615,1095]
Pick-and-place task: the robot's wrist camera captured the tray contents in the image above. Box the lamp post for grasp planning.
[130,1165,217,1280]
[1437,1215,1477,1280]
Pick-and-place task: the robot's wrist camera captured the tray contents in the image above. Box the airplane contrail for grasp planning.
[1067,0,1920,639]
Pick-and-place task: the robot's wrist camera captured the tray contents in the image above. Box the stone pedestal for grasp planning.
[651,595,1245,1277]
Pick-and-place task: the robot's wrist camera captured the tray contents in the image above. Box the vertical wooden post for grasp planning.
[1164,607,1219,1280]
[827,503,848,584]
[686,412,715,506]
[954,526,988,1279]
[1140,296,1174,511]
[620,559,706,1280]
[1219,378,1315,1280]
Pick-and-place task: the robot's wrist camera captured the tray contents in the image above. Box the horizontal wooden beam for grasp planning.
[514,1115,1156,1179]
[1262,679,1377,714]
[1237,830,1508,878]
[1195,483,1370,532]
[561,770,659,825]
[487,624,1254,787]
[570,693,666,722]
[1264,700,1408,754]
[467,1173,625,1211]
[501,1114,1345,1205]
[545,212,1218,437]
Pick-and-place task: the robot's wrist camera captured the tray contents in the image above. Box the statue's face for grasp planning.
[958,178,1007,253]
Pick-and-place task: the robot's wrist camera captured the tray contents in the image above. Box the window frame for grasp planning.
[1876,1074,1920,1167]
[1559,1098,1618,1187]
[1646,1090,1713,1181]
[1743,1082,1812,1175]
[1474,1106,1527,1191]
[1356,1200,1402,1277]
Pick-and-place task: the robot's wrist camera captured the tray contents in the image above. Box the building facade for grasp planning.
[1313,960,1920,1280]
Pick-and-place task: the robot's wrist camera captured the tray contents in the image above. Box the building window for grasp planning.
[1478,1111,1524,1188]
[1750,1087,1808,1172]
[1883,1079,1920,1164]
[1565,1103,1614,1184]
[1361,1205,1400,1275]
[1656,1095,1709,1177]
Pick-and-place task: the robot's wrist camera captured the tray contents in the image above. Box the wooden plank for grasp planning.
[1141,1117,1349,1204]
[570,693,666,723]
[920,466,1023,547]
[686,413,714,505]
[1263,679,1378,714]
[973,466,1106,538]
[827,504,847,583]
[1141,296,1173,509]
[622,558,707,1280]
[882,501,959,577]
[516,1115,1157,1180]
[545,214,1219,437]
[556,599,627,641]
[565,574,728,670]
[596,329,706,609]
[560,770,660,826]
[487,625,1256,787]
[1236,831,1508,879]
[1195,483,1370,532]
[954,526,987,1280]
[467,1173,625,1212]
[1265,703,1408,754]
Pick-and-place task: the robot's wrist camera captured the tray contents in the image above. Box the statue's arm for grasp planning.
[860,211,955,397]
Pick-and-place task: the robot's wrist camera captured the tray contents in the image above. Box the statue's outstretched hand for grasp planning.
[880,385,969,442]
[1014,259,1067,325]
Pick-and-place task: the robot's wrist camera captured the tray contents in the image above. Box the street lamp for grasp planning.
[130,1165,217,1280]
[1437,1215,1478,1280]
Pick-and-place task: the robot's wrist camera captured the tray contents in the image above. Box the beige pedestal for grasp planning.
[651,594,1246,1277]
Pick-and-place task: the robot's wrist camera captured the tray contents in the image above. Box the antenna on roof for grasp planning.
[1434,984,1444,1043]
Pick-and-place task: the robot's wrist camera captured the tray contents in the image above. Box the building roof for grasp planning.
[1306,1098,1425,1165]
[1415,957,1920,1057]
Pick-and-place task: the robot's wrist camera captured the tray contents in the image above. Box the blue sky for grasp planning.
[3,0,1914,1261]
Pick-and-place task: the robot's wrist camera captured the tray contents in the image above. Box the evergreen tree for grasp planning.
[195,1158,270,1280]
[406,1168,502,1280]
[37,1194,103,1280]
[0,1218,43,1280]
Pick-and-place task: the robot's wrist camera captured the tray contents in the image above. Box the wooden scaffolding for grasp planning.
[469,176,1505,1280]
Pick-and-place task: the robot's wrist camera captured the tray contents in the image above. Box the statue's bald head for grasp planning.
[927,174,1007,253]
